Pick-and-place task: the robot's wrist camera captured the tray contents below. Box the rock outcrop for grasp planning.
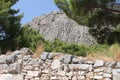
[27,11,96,45]
[0,48,120,80]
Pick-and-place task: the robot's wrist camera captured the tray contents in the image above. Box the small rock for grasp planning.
[104,67,112,74]
[105,61,116,68]
[0,64,8,74]
[116,62,120,68]
[24,65,34,70]
[0,55,6,64]
[6,51,21,64]
[40,52,49,60]
[94,60,104,68]
[50,76,58,80]
[20,47,33,55]
[94,67,104,72]
[104,78,111,80]
[69,64,79,71]
[64,54,73,64]
[23,55,32,61]
[78,71,86,76]
[66,71,73,77]
[79,64,91,71]
[94,76,103,80]
[86,72,94,79]
[27,71,41,77]
[51,59,60,70]
[103,73,112,78]
[77,76,85,80]
[58,71,66,76]
[0,74,23,80]
[86,60,94,64]
[72,58,79,64]
[8,61,22,74]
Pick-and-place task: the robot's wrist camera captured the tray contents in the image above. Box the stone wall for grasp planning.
[27,11,96,45]
[0,48,120,80]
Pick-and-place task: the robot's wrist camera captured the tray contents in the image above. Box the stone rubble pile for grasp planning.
[0,48,120,80]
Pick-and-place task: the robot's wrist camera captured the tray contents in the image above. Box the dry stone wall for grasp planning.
[0,48,120,80]
[27,11,96,45]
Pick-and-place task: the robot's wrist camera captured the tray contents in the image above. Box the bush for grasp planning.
[44,38,90,57]
[19,26,44,51]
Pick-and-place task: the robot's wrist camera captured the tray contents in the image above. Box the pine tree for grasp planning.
[0,0,23,53]
[54,0,120,44]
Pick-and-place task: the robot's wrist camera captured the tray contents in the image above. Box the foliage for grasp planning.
[54,0,120,44]
[44,38,90,57]
[0,0,23,53]
[19,26,44,51]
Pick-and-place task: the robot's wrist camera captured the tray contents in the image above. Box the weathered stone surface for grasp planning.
[72,58,79,64]
[105,61,116,67]
[94,60,104,68]
[0,64,8,74]
[104,67,112,74]
[1,49,120,80]
[94,76,103,80]
[0,55,6,64]
[24,65,34,70]
[64,54,73,64]
[112,69,120,80]
[104,78,112,80]
[58,71,66,76]
[0,74,23,80]
[20,47,33,55]
[79,64,91,71]
[116,62,120,68]
[27,71,41,77]
[51,59,60,70]
[27,11,96,45]
[6,51,21,64]
[103,73,112,78]
[86,72,94,79]
[23,55,32,61]
[77,76,85,80]
[69,64,79,71]
[40,52,49,60]
[8,61,22,74]
[94,67,104,72]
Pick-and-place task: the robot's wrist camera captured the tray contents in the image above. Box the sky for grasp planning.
[13,0,59,24]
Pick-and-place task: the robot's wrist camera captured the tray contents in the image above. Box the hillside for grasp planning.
[26,11,96,45]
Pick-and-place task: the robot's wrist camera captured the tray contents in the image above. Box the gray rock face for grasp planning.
[27,11,96,45]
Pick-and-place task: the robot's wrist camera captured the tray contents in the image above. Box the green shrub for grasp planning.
[62,44,90,56]
[19,26,44,51]
[44,38,90,57]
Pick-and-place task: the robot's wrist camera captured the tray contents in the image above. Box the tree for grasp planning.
[54,0,120,44]
[0,0,23,53]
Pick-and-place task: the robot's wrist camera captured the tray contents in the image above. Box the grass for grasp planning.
[87,43,120,61]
